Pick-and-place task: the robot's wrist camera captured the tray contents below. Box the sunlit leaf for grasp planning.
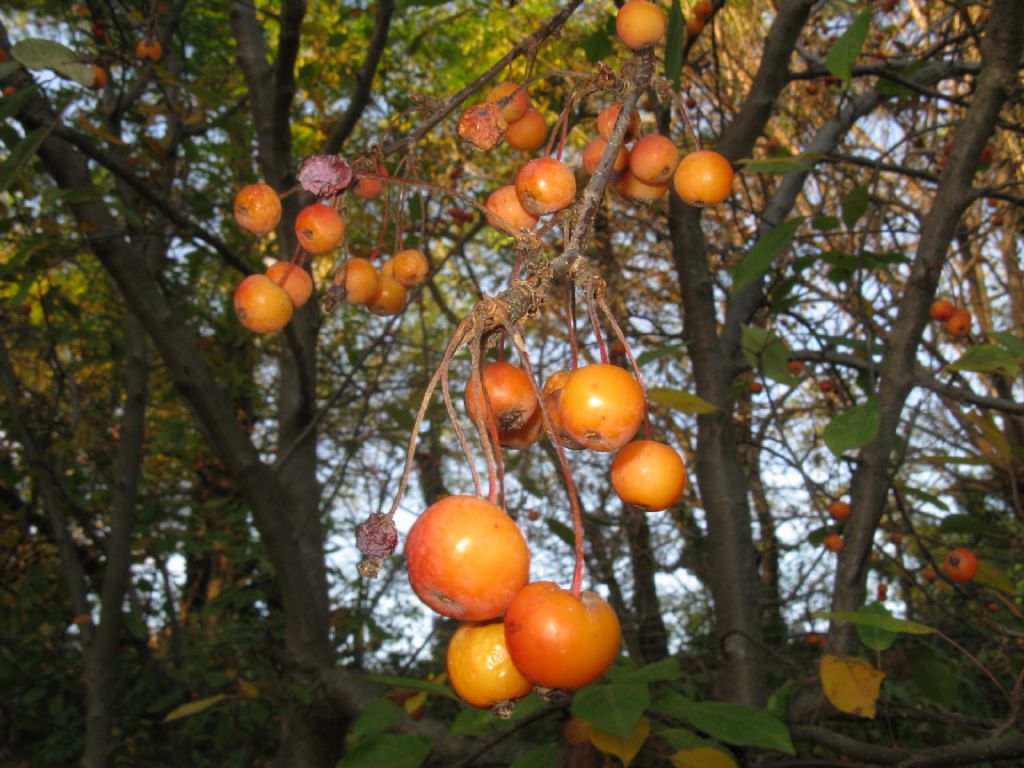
[588,717,649,766]
[820,655,885,718]
[162,694,227,723]
[647,387,719,414]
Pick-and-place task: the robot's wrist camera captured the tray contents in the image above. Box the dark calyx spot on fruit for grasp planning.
[432,590,458,608]
[298,154,353,198]
[498,407,525,432]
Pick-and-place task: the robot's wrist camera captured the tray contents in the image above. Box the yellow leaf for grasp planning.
[820,654,885,719]
[403,689,427,715]
[587,718,649,767]
[672,745,738,768]
[237,679,259,699]
[974,560,1014,593]
[162,694,227,723]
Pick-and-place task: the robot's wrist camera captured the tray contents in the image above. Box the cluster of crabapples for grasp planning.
[231,179,428,333]
[402,360,689,710]
[928,297,972,338]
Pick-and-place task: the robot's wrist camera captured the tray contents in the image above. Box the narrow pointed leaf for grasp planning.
[813,609,934,635]
[730,218,803,292]
[825,9,871,83]
[648,387,719,414]
[162,694,227,723]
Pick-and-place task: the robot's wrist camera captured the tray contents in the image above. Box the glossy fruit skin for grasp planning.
[447,622,532,708]
[505,108,548,152]
[486,185,538,234]
[233,274,294,333]
[929,299,956,322]
[381,248,428,287]
[945,308,971,337]
[828,500,850,522]
[465,361,539,433]
[406,496,530,621]
[368,274,408,316]
[610,440,687,511]
[615,170,669,203]
[943,547,979,582]
[515,158,577,217]
[673,150,734,206]
[616,0,668,50]
[265,261,313,308]
[504,582,621,689]
[824,534,844,553]
[597,103,640,141]
[629,134,679,184]
[234,183,282,235]
[486,81,530,124]
[559,364,645,452]
[583,137,629,175]
[295,203,345,254]
[333,258,379,305]
[354,172,385,199]
[686,15,705,37]
[541,371,583,450]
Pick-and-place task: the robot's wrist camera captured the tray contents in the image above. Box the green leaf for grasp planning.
[899,485,950,512]
[812,215,840,231]
[11,39,80,69]
[544,518,575,549]
[654,729,708,751]
[571,682,650,741]
[991,331,1024,358]
[823,397,881,457]
[606,657,681,684]
[0,61,22,79]
[948,344,1021,376]
[652,694,795,755]
[908,642,959,708]
[841,186,870,228]
[365,674,457,700]
[348,699,404,743]
[740,157,815,175]
[825,9,871,83]
[449,707,496,736]
[636,344,684,367]
[337,734,431,768]
[0,84,37,119]
[937,514,987,535]
[974,561,1015,594]
[664,0,684,87]
[53,62,98,87]
[730,218,803,292]
[509,743,558,768]
[855,603,898,651]
[582,18,616,63]
[813,609,934,636]
[740,326,798,386]
[647,387,719,414]
[162,694,227,723]
[0,126,47,194]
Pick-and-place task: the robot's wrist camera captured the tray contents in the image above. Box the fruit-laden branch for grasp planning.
[323,0,396,155]
[828,0,1024,655]
[666,0,817,708]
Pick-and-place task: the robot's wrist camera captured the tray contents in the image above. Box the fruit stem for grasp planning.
[672,89,703,152]
[442,334,483,499]
[567,281,579,371]
[508,330,586,597]
[587,282,609,365]
[599,292,651,440]
[469,338,501,506]
[387,321,471,519]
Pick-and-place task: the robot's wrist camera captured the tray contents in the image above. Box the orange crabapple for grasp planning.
[447,622,532,709]
[694,0,714,21]
[234,183,282,235]
[615,0,668,51]
[233,274,294,333]
[464,361,539,433]
[610,440,687,511]
[380,248,428,287]
[945,308,972,337]
[943,547,979,582]
[824,534,845,553]
[499,407,544,450]
[405,495,530,621]
[629,134,679,184]
[504,582,621,689]
[135,37,163,62]
[457,102,507,151]
[354,165,387,199]
[828,500,851,522]
[88,65,107,90]
[295,203,345,254]
[515,157,577,217]
[486,185,539,234]
[505,107,548,152]
[583,137,630,175]
[673,150,733,206]
[486,81,530,124]
[787,359,805,375]
[929,299,956,322]
[367,274,408,316]
[558,363,645,452]
[597,102,641,141]
[264,261,313,308]
[333,258,379,305]
[541,370,583,450]
[686,15,705,38]
[615,170,669,203]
